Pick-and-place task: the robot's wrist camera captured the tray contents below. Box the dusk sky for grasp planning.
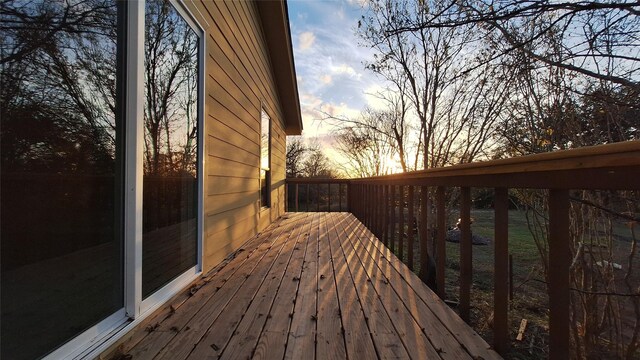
[287,0,387,157]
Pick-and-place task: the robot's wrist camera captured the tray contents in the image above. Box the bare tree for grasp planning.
[286,136,307,178]
[383,1,640,93]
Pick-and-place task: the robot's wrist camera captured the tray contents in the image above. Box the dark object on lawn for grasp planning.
[445,228,491,245]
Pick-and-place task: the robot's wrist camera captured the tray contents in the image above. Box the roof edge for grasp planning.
[256,0,303,135]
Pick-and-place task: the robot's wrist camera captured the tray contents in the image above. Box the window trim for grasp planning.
[260,106,272,209]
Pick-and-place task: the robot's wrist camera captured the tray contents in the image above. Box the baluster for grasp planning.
[328,183,331,212]
[549,189,570,360]
[389,185,396,253]
[306,184,310,212]
[407,186,415,270]
[460,187,472,323]
[399,185,405,262]
[494,187,509,354]
[316,184,320,212]
[436,187,446,299]
[339,183,342,212]
[374,185,379,237]
[295,184,299,212]
[383,185,389,247]
[419,186,429,285]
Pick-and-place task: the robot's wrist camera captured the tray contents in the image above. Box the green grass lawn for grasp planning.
[442,209,552,359]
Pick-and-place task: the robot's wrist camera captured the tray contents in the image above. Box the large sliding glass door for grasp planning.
[1,1,124,359]
[0,0,202,358]
[142,0,200,298]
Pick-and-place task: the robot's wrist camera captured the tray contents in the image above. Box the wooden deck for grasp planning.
[109,212,500,360]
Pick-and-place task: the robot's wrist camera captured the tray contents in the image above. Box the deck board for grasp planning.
[110,212,501,360]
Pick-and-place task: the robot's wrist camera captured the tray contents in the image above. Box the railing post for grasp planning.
[306,184,310,212]
[407,186,415,270]
[295,184,299,212]
[339,183,343,212]
[328,183,331,212]
[549,189,570,360]
[398,185,405,262]
[460,187,472,323]
[436,187,446,299]
[419,186,429,284]
[285,182,288,212]
[316,184,320,212]
[494,187,509,354]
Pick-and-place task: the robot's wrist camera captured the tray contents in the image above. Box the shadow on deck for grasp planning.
[104,212,500,360]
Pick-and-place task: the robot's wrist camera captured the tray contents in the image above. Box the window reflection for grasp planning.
[0,1,123,359]
[260,109,271,208]
[142,0,199,298]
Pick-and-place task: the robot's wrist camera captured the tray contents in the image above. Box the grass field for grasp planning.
[442,210,551,359]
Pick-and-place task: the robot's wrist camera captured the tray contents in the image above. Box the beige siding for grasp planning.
[185,1,289,271]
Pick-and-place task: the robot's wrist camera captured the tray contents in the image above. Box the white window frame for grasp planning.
[260,106,272,209]
[42,1,205,358]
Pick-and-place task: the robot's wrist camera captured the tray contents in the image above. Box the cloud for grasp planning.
[299,31,316,51]
[320,74,333,84]
[331,64,360,79]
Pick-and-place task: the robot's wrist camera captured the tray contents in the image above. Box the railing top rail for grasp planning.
[285,178,351,184]
[348,141,640,190]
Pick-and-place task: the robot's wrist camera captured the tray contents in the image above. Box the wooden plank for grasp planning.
[493,188,509,354]
[347,216,465,360]
[206,133,258,165]
[350,215,476,360]
[218,1,281,120]
[315,213,348,360]
[206,175,257,195]
[204,205,261,254]
[325,214,378,360]
[352,214,501,360]
[436,186,446,299]
[220,214,314,360]
[184,213,306,359]
[204,191,254,217]
[333,214,411,359]
[130,215,298,360]
[101,220,282,358]
[548,189,570,360]
[284,213,320,359]
[207,156,257,178]
[459,187,472,323]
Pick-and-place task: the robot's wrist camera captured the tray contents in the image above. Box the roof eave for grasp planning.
[257,0,303,135]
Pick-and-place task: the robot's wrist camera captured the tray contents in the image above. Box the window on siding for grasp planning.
[260,109,271,208]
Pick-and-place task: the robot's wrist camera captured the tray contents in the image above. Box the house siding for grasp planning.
[185,1,288,272]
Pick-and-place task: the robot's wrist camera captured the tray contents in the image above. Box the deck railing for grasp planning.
[285,141,640,359]
[285,178,350,212]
